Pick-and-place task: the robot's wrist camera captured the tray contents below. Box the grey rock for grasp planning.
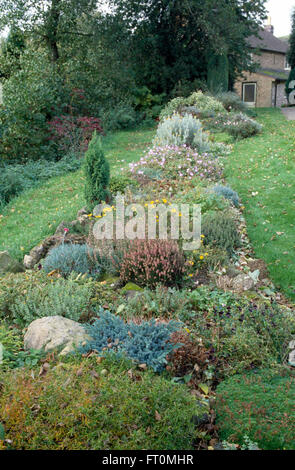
[77,206,88,218]
[0,251,25,274]
[24,316,91,356]
[232,274,255,293]
[289,349,295,367]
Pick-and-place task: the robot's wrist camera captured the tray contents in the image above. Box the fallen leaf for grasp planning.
[155,410,161,421]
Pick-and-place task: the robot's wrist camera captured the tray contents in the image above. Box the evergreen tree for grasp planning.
[207,53,229,94]
[287,8,295,69]
[84,132,110,209]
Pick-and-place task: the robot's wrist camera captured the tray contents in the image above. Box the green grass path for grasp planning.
[0,127,155,261]
[225,109,295,300]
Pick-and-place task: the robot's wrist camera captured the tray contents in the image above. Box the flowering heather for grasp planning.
[119,239,186,289]
[129,145,223,181]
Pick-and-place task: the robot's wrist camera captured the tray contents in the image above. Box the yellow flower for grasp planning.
[199,255,204,260]
[185,327,191,333]
[201,234,205,238]
[87,214,93,217]
[205,253,209,257]
[162,198,167,204]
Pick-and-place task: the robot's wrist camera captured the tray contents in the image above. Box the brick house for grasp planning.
[234,22,289,107]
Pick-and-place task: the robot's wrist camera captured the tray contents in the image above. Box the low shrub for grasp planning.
[174,186,228,213]
[188,299,295,376]
[159,91,225,121]
[109,175,138,195]
[43,244,102,278]
[0,356,200,450]
[0,323,45,370]
[119,239,186,289]
[0,153,81,208]
[116,285,192,321]
[202,212,241,256]
[211,113,262,139]
[216,368,295,450]
[80,309,181,372]
[212,185,239,207]
[129,145,223,182]
[216,92,247,113]
[10,277,93,327]
[154,114,210,152]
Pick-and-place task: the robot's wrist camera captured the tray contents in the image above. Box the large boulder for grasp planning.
[24,316,91,356]
[0,251,25,274]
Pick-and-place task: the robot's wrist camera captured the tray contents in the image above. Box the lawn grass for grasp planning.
[0,127,155,261]
[225,108,295,301]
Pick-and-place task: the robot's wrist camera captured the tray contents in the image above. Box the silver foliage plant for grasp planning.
[154,113,211,153]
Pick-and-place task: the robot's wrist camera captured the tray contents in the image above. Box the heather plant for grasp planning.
[216,368,295,450]
[129,145,223,181]
[84,132,110,208]
[119,239,186,289]
[202,212,241,256]
[0,356,200,450]
[212,185,239,207]
[80,309,182,372]
[10,277,92,327]
[43,244,102,278]
[154,114,211,153]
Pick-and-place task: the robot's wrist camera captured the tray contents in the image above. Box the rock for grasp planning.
[24,316,91,356]
[77,206,88,218]
[289,350,295,367]
[232,274,255,293]
[0,251,25,273]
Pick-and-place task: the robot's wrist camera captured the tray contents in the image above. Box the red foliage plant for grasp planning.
[119,239,186,289]
[49,115,103,154]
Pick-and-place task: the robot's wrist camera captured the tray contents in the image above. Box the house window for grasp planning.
[242,83,257,106]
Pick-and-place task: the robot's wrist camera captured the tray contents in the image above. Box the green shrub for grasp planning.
[0,153,81,208]
[10,277,92,326]
[202,212,241,256]
[155,113,210,152]
[43,244,102,278]
[117,285,192,321]
[216,368,295,450]
[0,356,201,449]
[187,298,295,376]
[109,175,138,195]
[211,112,262,139]
[84,132,110,208]
[159,91,225,121]
[216,91,247,113]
